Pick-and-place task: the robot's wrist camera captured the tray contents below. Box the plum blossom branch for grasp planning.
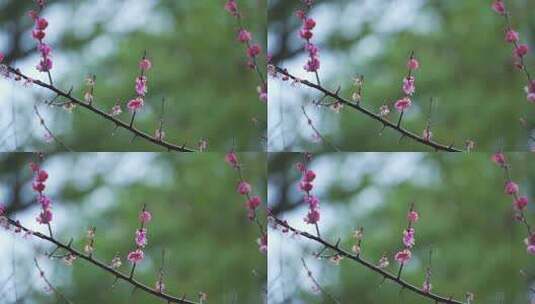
[273,66,462,152]
[29,0,54,85]
[3,217,200,304]
[271,0,465,152]
[2,66,195,152]
[269,156,466,303]
[491,1,533,90]
[0,1,197,152]
[0,158,201,303]
[491,152,534,255]
[269,210,466,304]
[225,151,267,254]
[225,0,267,102]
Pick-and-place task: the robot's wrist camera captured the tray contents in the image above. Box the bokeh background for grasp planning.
[268,152,535,303]
[0,152,266,303]
[0,0,267,152]
[268,0,535,152]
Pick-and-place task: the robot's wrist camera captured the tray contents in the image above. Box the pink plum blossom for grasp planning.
[402,76,416,96]
[36,209,52,224]
[491,0,506,15]
[403,228,415,248]
[35,17,48,30]
[127,97,144,112]
[422,281,432,293]
[257,234,267,254]
[237,181,252,195]
[224,0,238,16]
[395,249,412,264]
[505,29,519,43]
[407,58,420,70]
[303,170,316,182]
[247,44,261,58]
[247,196,261,209]
[139,58,152,71]
[135,76,148,96]
[395,97,412,112]
[225,152,239,168]
[237,29,252,43]
[127,249,144,264]
[423,127,432,142]
[491,152,506,166]
[139,210,152,223]
[515,44,529,58]
[514,196,528,210]
[304,208,320,224]
[505,181,519,195]
[135,228,148,248]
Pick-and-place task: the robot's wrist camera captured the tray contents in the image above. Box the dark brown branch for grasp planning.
[274,66,462,152]
[5,66,195,152]
[269,215,465,304]
[5,217,199,304]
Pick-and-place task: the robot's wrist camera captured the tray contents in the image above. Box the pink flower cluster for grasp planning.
[127,57,152,112]
[227,152,262,221]
[127,209,152,264]
[257,234,267,255]
[28,5,52,73]
[296,156,319,225]
[492,152,534,255]
[224,0,262,63]
[224,0,265,102]
[225,151,267,254]
[491,1,534,103]
[297,1,320,73]
[30,161,53,225]
[394,209,419,265]
[525,81,535,103]
[394,56,419,113]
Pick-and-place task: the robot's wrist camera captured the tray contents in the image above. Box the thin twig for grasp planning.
[33,105,73,152]
[34,258,73,304]
[301,106,340,151]
[301,258,341,304]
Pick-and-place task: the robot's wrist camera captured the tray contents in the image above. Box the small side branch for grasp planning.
[34,105,73,152]
[34,258,73,304]
[301,258,341,304]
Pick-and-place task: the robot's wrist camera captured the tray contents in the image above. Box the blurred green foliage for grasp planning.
[268,0,535,151]
[0,152,266,303]
[268,152,535,303]
[1,0,266,151]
